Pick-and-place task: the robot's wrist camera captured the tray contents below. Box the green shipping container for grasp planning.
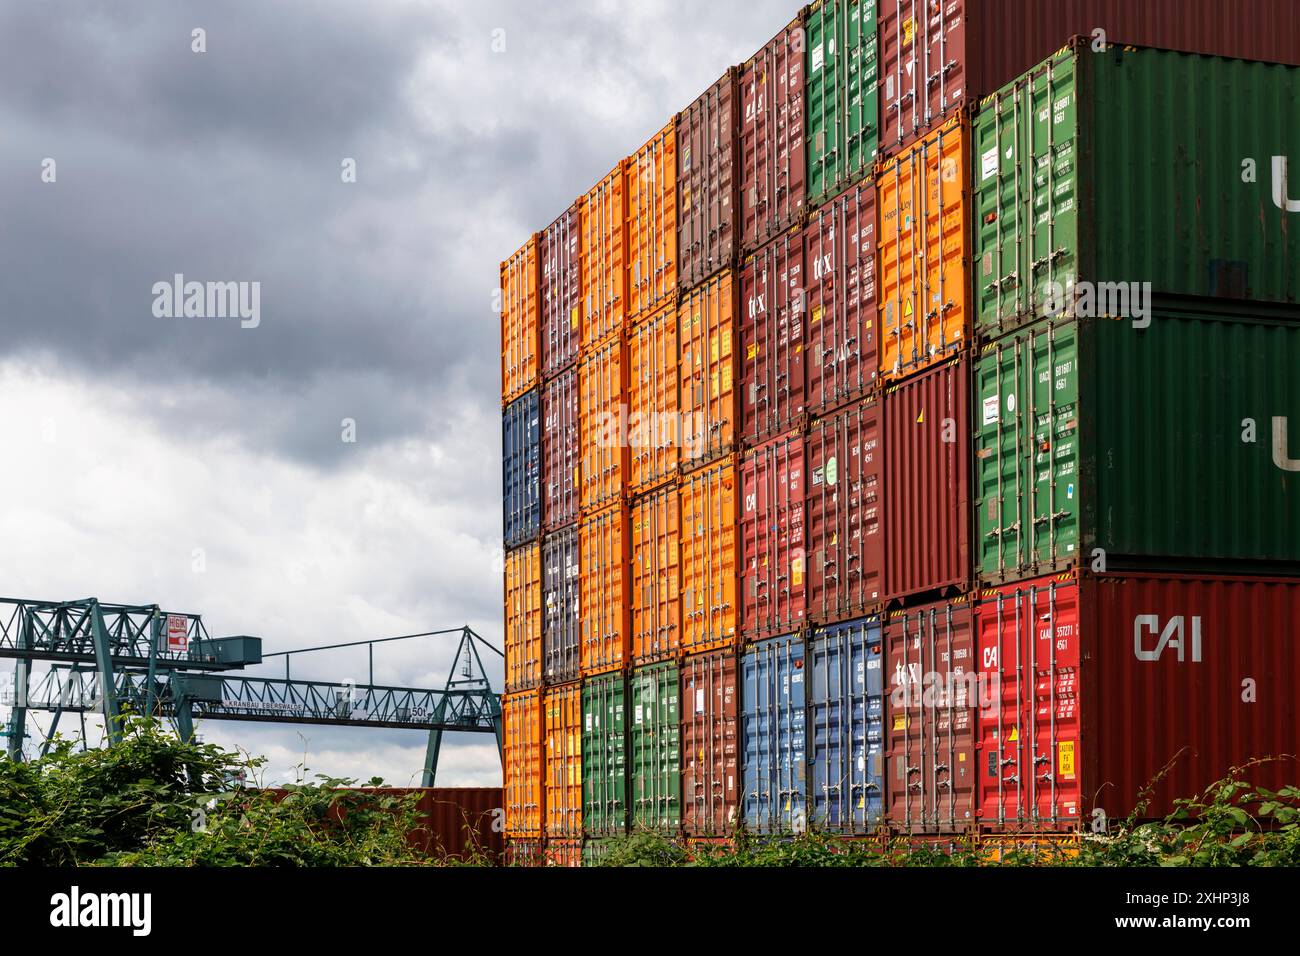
[582,673,627,837]
[629,661,681,833]
[806,0,877,207]
[973,305,1300,585]
[973,40,1300,338]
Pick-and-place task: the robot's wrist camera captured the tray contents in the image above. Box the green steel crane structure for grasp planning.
[0,597,502,785]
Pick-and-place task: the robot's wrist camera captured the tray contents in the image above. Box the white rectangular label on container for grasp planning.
[981,147,999,181]
[812,43,824,72]
[634,704,643,724]
[982,395,1000,426]
[696,688,705,714]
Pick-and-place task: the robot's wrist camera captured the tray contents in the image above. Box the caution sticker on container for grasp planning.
[1058,740,1076,778]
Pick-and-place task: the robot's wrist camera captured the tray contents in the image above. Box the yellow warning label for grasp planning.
[959,752,966,762]
[710,333,719,364]
[1058,740,1076,778]
[902,18,916,46]
[1008,725,1018,742]
[791,555,804,587]
[812,306,823,324]
[721,364,732,394]
[571,307,580,329]
[892,715,908,731]
[904,298,913,317]
[746,343,759,361]
[916,409,925,425]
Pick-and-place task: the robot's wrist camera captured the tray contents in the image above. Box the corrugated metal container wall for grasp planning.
[804,181,877,415]
[741,634,807,834]
[681,650,739,837]
[740,18,807,253]
[806,398,883,622]
[503,542,542,692]
[630,484,681,664]
[501,235,540,404]
[544,683,583,836]
[544,840,583,867]
[626,122,678,321]
[627,303,680,494]
[540,203,582,378]
[877,114,969,383]
[540,368,579,531]
[502,388,541,549]
[805,0,878,206]
[581,163,628,350]
[740,229,806,443]
[630,661,682,833]
[578,337,628,514]
[678,70,740,293]
[885,595,978,833]
[740,433,806,639]
[400,789,504,861]
[679,457,739,655]
[678,270,738,469]
[582,672,628,837]
[808,617,884,834]
[503,690,544,837]
[541,527,580,686]
[506,839,545,867]
[579,505,629,677]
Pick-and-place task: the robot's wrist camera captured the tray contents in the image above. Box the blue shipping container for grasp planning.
[503,388,541,548]
[809,617,884,834]
[741,634,806,834]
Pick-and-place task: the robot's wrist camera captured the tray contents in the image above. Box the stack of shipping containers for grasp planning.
[502,0,1300,863]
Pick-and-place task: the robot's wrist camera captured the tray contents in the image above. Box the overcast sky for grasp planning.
[0,0,797,786]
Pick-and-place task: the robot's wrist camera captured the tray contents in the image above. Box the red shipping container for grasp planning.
[740,17,806,254]
[804,181,877,415]
[678,69,740,293]
[682,650,740,837]
[882,354,970,604]
[885,594,979,833]
[740,433,806,640]
[540,367,579,531]
[540,203,581,378]
[740,230,806,443]
[806,399,883,624]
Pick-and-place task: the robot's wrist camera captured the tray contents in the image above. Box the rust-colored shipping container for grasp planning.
[882,354,970,604]
[678,269,738,470]
[540,203,582,379]
[679,457,739,655]
[544,683,583,837]
[740,229,806,444]
[501,235,540,405]
[581,163,628,350]
[503,689,544,838]
[302,788,504,862]
[627,302,680,494]
[625,122,678,322]
[578,337,628,514]
[804,181,877,415]
[740,17,807,253]
[877,0,1300,158]
[678,69,740,293]
[630,484,682,664]
[505,838,545,866]
[806,398,883,623]
[504,542,542,693]
[543,839,583,867]
[877,114,969,384]
[681,650,740,837]
[540,367,579,531]
[885,594,978,833]
[579,504,630,677]
[740,432,806,640]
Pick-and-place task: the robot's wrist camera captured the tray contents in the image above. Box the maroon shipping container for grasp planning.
[541,367,579,531]
[806,398,883,623]
[293,788,504,861]
[740,230,806,443]
[678,69,740,293]
[541,526,580,685]
[882,354,969,603]
[885,594,979,833]
[878,0,1300,158]
[540,203,581,378]
[740,432,806,639]
[682,650,740,836]
[804,181,877,415]
[740,18,806,253]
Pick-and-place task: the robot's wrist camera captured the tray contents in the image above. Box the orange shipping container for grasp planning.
[877,114,969,383]
[543,683,583,836]
[628,303,680,494]
[625,122,678,322]
[578,337,629,514]
[678,270,738,471]
[582,163,628,350]
[504,542,542,692]
[579,505,630,676]
[630,484,682,664]
[679,457,738,654]
[503,690,543,838]
[501,235,540,404]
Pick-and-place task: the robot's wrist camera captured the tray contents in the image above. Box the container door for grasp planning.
[741,636,807,833]
[682,652,740,836]
[679,459,739,653]
[740,231,806,443]
[630,663,682,832]
[582,675,628,837]
[806,0,879,204]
